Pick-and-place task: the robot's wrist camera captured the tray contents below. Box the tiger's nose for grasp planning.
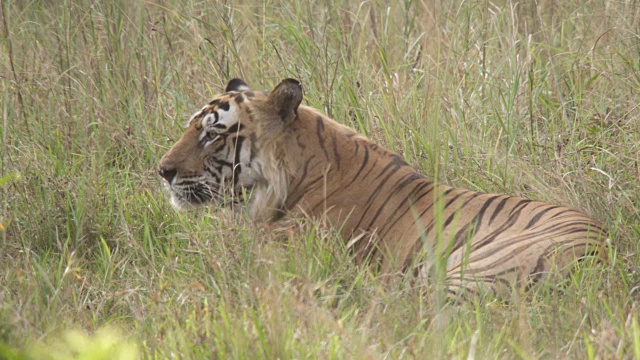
[158,166,177,183]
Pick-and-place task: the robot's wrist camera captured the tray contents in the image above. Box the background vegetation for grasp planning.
[1,0,639,358]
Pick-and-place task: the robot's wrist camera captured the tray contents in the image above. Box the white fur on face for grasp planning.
[201,105,238,132]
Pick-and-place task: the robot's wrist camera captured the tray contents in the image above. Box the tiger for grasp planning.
[158,78,608,299]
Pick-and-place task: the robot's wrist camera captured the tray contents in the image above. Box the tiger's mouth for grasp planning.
[166,181,217,209]
[166,180,246,210]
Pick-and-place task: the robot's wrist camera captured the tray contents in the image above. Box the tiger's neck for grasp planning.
[282,107,438,260]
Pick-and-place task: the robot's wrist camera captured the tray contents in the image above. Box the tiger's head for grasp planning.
[158,78,303,218]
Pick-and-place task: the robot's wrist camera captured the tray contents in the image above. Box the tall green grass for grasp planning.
[0,0,638,358]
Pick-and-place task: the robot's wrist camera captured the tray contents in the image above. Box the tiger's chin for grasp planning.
[162,182,216,211]
[167,187,246,212]
[168,192,214,211]
[169,194,204,211]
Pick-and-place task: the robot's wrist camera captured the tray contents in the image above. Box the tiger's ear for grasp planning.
[225,78,250,92]
[267,78,303,124]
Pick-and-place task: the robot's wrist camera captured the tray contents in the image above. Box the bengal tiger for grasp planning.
[158,78,608,298]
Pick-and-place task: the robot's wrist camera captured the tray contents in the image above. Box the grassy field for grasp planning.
[1,0,639,358]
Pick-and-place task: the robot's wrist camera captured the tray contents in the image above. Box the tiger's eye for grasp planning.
[199,133,213,146]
